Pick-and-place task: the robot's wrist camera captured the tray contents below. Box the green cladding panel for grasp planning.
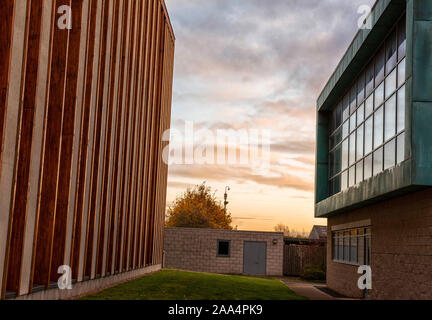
[315,0,432,217]
[411,0,432,185]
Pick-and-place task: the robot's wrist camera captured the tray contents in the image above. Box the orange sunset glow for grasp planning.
[164,0,376,232]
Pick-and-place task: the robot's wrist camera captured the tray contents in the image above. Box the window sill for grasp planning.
[332,259,361,267]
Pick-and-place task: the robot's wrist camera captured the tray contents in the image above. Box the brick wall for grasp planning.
[164,228,284,276]
[327,188,432,300]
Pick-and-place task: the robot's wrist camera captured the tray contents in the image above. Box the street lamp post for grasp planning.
[224,186,230,214]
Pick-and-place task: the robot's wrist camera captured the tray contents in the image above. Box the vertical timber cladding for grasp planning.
[32,0,72,288]
[70,0,98,282]
[144,0,162,267]
[154,25,174,265]
[96,0,120,278]
[119,0,137,273]
[138,0,155,268]
[108,0,129,275]
[51,0,84,284]
[3,0,44,295]
[83,0,109,280]
[0,0,174,299]
[0,1,15,174]
[113,0,130,274]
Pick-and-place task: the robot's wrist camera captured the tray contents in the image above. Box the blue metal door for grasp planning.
[243,241,266,275]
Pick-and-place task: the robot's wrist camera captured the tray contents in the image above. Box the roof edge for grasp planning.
[160,0,176,41]
[317,0,405,112]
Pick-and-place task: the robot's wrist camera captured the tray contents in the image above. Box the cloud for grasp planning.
[167,180,196,190]
[168,164,314,192]
[163,0,376,222]
[232,216,275,221]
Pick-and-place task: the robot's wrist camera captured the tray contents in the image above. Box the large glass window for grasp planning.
[397,85,405,133]
[350,87,357,114]
[350,230,358,263]
[375,82,384,108]
[373,147,383,176]
[356,160,363,184]
[384,95,396,141]
[398,58,406,88]
[398,19,406,60]
[374,106,383,148]
[342,94,350,121]
[357,124,364,160]
[332,233,338,260]
[342,139,348,170]
[385,69,397,99]
[332,227,371,265]
[397,133,405,164]
[364,154,373,179]
[341,171,348,190]
[349,133,356,166]
[338,232,344,261]
[343,231,350,260]
[364,117,373,154]
[375,47,385,85]
[357,72,365,105]
[365,62,374,97]
[358,229,365,265]
[384,139,396,170]
[328,14,406,196]
[349,166,355,187]
[357,103,364,126]
[350,112,356,134]
[386,30,397,74]
[365,94,373,117]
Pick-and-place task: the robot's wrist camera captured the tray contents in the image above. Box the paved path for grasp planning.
[279,278,351,300]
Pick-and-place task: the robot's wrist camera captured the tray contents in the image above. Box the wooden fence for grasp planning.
[283,244,327,276]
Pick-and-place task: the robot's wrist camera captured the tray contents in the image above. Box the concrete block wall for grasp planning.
[327,188,432,300]
[164,227,284,276]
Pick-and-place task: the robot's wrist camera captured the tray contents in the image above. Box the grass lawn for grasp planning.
[81,269,306,300]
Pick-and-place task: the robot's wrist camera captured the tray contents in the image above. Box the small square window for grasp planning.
[217,240,230,257]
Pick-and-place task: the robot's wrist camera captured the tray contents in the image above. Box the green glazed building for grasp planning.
[315,0,432,299]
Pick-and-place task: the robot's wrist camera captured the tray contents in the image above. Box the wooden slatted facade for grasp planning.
[0,0,174,299]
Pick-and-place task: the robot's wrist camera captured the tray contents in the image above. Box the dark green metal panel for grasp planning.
[414,0,432,19]
[412,102,432,185]
[411,0,432,185]
[315,111,329,204]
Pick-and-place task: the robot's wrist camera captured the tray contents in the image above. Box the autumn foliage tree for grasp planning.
[166,183,233,230]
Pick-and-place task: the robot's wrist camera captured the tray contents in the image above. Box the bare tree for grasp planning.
[274,224,309,238]
[274,224,290,237]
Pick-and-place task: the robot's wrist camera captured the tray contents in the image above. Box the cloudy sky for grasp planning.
[164,0,376,232]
